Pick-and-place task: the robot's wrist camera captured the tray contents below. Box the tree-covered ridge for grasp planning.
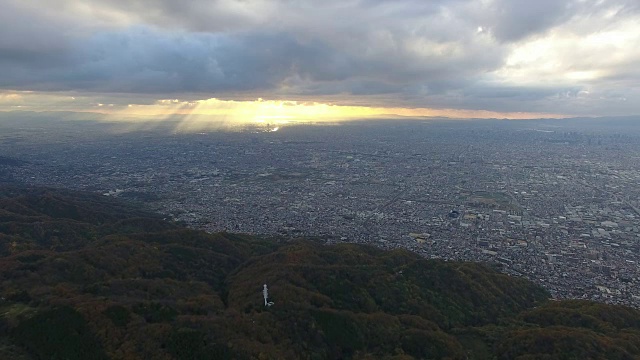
[0,186,177,254]
[0,187,639,359]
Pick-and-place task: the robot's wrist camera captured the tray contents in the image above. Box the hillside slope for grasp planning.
[0,187,639,359]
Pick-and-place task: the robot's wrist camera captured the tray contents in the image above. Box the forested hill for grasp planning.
[0,187,639,359]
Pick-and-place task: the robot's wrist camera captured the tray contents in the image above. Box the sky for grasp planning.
[0,0,639,122]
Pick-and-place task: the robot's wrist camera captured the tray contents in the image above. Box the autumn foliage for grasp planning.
[0,186,639,359]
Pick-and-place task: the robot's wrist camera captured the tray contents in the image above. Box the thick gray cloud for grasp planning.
[487,0,571,42]
[0,0,639,116]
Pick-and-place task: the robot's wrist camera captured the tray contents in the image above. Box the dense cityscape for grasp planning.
[2,116,640,307]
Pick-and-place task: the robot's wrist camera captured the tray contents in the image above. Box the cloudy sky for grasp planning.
[1,0,639,120]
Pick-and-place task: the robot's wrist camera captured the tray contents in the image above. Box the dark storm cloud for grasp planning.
[486,0,571,42]
[0,28,372,93]
[0,0,499,95]
[0,2,73,65]
[0,23,503,96]
[0,0,638,115]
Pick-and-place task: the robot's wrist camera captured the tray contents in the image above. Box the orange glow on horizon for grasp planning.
[112,97,567,123]
[0,91,569,131]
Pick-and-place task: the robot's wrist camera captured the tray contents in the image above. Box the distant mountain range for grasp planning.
[0,186,639,359]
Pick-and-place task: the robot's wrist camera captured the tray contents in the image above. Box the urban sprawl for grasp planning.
[2,118,640,307]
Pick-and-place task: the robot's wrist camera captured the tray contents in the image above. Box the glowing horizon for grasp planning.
[127,98,568,120]
[0,91,569,126]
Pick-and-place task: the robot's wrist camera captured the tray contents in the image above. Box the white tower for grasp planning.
[263,284,274,307]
